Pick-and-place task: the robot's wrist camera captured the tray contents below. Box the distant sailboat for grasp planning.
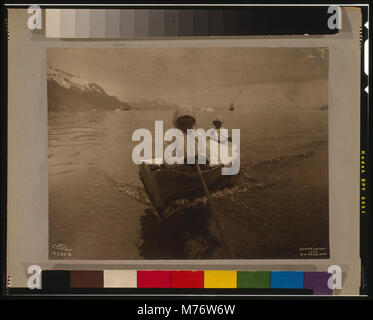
[229,101,235,111]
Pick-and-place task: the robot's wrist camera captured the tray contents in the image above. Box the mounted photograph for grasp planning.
[47,47,329,260]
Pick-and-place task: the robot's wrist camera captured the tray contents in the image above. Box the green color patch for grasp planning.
[237,271,270,288]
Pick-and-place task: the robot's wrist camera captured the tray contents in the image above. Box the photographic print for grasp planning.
[48,47,329,260]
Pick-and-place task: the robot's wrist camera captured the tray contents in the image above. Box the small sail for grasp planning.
[229,102,234,111]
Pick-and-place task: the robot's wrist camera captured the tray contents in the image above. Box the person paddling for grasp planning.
[164,105,210,168]
[209,115,232,143]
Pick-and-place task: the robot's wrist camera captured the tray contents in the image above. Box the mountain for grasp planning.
[47,66,132,112]
[128,98,177,111]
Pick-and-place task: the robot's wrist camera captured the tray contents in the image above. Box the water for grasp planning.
[49,109,328,260]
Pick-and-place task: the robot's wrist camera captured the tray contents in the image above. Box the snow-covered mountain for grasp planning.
[47,66,132,112]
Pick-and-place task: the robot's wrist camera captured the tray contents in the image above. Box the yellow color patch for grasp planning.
[204,271,237,288]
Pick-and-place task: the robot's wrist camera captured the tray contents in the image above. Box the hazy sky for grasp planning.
[47,47,328,109]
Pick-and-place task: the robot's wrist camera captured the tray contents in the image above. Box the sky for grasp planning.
[47,47,328,110]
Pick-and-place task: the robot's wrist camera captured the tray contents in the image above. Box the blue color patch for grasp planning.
[270,271,304,289]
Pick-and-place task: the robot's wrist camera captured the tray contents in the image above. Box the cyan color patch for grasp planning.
[270,271,304,289]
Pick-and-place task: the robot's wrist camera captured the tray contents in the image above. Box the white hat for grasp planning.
[213,115,223,124]
[172,105,196,126]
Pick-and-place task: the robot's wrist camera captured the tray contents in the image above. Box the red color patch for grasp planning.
[171,271,204,288]
[137,271,171,288]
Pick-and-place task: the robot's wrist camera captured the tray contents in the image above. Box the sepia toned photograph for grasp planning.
[47,47,329,260]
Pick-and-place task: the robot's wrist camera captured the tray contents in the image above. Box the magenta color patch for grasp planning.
[304,272,333,295]
[137,271,171,288]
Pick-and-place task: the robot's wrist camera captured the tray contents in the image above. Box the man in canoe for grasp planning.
[208,115,232,143]
[164,105,238,170]
[164,105,211,168]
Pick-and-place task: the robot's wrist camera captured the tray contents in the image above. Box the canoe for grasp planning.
[138,162,229,218]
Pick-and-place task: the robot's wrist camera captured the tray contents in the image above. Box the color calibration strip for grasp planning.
[45,8,337,38]
[40,270,333,295]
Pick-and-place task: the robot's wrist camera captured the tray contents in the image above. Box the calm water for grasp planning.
[49,109,327,177]
[48,109,328,259]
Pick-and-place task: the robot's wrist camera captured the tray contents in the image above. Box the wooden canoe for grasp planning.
[138,162,229,218]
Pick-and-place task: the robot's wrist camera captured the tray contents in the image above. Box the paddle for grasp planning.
[195,161,232,259]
